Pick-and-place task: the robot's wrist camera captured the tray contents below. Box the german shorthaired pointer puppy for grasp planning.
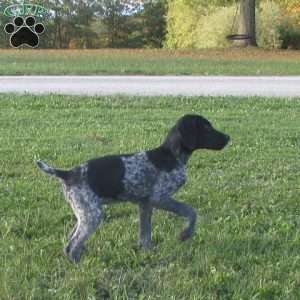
[36,114,229,263]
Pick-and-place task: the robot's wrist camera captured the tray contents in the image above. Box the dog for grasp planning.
[36,114,230,263]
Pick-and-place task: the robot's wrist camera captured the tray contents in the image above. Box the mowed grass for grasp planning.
[1,48,300,75]
[1,94,300,299]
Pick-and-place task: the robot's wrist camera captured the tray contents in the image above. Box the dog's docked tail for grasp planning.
[36,160,71,181]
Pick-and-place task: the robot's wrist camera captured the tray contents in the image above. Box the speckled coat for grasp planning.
[36,114,230,263]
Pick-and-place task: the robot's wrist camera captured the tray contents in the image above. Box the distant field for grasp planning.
[1,48,300,75]
[1,94,300,299]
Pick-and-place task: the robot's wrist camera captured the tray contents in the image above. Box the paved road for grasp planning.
[1,76,300,97]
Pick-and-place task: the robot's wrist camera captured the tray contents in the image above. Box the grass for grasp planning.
[1,48,300,75]
[1,94,300,299]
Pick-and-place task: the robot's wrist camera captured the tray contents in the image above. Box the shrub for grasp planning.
[278,15,300,49]
[256,1,283,49]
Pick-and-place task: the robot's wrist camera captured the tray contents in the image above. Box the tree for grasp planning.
[234,0,257,47]
[44,0,76,48]
[44,0,99,48]
[0,0,167,48]
[99,0,140,47]
[71,0,98,48]
[139,0,167,48]
[0,0,12,47]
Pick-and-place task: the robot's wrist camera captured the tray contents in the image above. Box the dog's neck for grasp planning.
[176,149,191,165]
[160,143,191,166]
[161,125,194,165]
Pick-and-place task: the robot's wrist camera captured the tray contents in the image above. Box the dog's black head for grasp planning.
[163,114,230,156]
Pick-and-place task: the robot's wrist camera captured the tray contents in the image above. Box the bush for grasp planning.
[256,1,282,49]
[278,16,300,49]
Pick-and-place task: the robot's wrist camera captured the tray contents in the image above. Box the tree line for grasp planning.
[0,0,167,48]
[0,0,299,49]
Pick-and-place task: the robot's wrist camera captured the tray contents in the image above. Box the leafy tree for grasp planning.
[43,0,75,48]
[275,0,300,11]
[0,0,12,47]
[165,0,201,48]
[139,0,167,48]
[99,0,140,47]
[165,0,256,48]
[70,0,98,48]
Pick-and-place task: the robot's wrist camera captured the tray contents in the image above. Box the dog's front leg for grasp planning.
[138,201,153,249]
[151,196,197,241]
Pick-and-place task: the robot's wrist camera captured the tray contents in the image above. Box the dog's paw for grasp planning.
[64,245,81,263]
[4,16,45,48]
[138,240,152,250]
[179,228,193,241]
[66,251,81,263]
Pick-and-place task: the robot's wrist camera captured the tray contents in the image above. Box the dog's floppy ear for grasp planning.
[177,117,198,151]
[162,125,182,156]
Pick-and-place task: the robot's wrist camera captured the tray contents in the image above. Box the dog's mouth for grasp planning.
[212,134,230,150]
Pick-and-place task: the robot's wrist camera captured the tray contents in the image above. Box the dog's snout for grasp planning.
[213,132,230,150]
[221,133,230,148]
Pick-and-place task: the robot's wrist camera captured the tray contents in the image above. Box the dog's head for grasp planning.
[163,114,230,156]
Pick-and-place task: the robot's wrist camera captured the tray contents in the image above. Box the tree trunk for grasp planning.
[234,0,257,47]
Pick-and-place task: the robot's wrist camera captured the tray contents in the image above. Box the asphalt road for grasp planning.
[1,76,300,97]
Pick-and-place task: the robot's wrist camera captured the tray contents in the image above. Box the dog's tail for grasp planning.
[36,160,71,181]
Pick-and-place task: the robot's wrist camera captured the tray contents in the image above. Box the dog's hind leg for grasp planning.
[67,222,78,240]
[64,208,102,263]
[64,187,102,263]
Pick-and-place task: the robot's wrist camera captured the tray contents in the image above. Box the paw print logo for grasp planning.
[4,16,45,48]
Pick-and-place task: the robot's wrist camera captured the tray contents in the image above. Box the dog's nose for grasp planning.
[224,134,230,144]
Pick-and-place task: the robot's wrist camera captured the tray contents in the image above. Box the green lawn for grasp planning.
[1,48,300,75]
[1,94,300,299]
